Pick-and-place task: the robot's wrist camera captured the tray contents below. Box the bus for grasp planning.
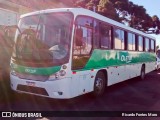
[10,8,156,99]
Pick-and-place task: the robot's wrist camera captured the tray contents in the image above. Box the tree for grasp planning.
[86,0,99,11]
[156,45,159,51]
[152,15,160,34]
[110,0,153,32]
[74,0,118,21]
[97,0,119,20]
[71,0,160,34]
[74,0,89,8]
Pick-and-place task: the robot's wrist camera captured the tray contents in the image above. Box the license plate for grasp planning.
[26,81,35,87]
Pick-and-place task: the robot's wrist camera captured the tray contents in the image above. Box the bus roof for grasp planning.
[21,8,155,40]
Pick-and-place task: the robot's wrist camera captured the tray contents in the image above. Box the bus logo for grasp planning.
[121,55,132,63]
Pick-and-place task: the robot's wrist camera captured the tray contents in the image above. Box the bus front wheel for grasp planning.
[92,71,106,97]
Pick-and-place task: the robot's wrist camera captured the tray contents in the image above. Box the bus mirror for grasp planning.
[75,28,83,46]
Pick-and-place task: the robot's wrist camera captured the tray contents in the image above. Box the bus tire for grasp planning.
[140,65,145,80]
[92,71,106,97]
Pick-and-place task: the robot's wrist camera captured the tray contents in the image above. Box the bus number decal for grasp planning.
[25,68,36,74]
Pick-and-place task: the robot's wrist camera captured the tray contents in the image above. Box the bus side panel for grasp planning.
[107,62,155,86]
[145,62,156,73]
[71,70,95,96]
[107,64,140,86]
[107,66,127,86]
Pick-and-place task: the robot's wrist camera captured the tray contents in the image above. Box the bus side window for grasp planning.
[93,20,100,48]
[128,32,135,51]
[154,40,156,52]
[100,23,111,49]
[75,27,83,46]
[150,39,155,52]
[138,36,143,51]
[135,35,138,51]
[114,28,124,50]
[145,38,149,52]
[73,25,92,55]
[143,37,145,51]
[72,16,93,69]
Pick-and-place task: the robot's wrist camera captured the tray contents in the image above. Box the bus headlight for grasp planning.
[11,69,17,76]
[59,70,66,76]
[48,70,66,80]
[62,65,67,69]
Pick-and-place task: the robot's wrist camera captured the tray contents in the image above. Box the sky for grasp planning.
[129,0,160,46]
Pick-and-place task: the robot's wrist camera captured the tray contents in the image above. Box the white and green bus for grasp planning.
[10,8,156,99]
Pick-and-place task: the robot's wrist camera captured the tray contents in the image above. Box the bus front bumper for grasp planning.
[10,74,74,99]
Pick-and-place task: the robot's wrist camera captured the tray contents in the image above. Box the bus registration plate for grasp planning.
[26,81,36,87]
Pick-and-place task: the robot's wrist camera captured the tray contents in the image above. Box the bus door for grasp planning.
[72,17,93,94]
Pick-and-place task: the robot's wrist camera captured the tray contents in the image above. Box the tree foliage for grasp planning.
[152,15,160,34]
[73,0,160,34]
[111,0,153,32]
[74,0,119,20]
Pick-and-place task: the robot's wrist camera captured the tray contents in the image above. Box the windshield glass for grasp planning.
[13,12,73,66]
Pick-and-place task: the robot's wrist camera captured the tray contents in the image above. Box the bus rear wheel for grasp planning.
[140,65,145,80]
[92,71,106,97]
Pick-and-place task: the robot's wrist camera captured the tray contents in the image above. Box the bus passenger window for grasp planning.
[128,32,135,51]
[145,38,149,52]
[114,28,124,50]
[138,36,143,51]
[150,40,155,52]
[100,24,111,49]
[93,20,100,48]
[74,26,92,55]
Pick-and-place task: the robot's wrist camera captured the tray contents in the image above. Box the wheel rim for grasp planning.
[95,77,103,93]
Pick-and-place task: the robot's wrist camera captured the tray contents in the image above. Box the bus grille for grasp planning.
[17,85,49,96]
[16,72,49,81]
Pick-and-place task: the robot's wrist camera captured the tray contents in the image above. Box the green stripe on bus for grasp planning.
[11,63,61,76]
[86,49,156,68]
[75,49,156,71]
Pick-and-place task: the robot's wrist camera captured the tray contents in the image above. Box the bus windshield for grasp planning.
[13,12,73,66]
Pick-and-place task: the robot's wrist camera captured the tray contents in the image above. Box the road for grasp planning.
[0,70,160,120]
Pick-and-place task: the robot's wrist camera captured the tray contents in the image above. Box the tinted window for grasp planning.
[93,20,100,48]
[114,28,124,49]
[145,38,149,52]
[150,39,155,52]
[100,23,111,49]
[128,32,135,51]
[14,13,73,64]
[73,17,93,55]
[138,36,143,51]
[72,16,93,69]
